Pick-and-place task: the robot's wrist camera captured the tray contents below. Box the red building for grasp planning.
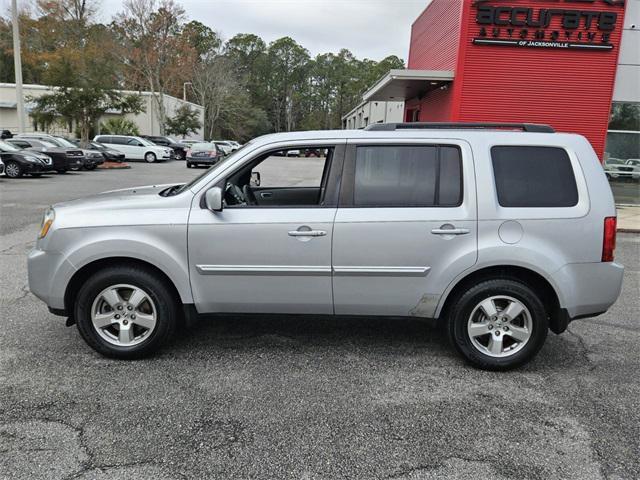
[363,0,629,160]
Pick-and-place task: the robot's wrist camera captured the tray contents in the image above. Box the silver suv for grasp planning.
[28,123,624,370]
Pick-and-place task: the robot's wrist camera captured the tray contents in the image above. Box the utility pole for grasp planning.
[11,0,26,133]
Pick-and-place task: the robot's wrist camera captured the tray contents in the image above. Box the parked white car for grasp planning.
[212,141,233,155]
[604,158,640,180]
[93,135,172,163]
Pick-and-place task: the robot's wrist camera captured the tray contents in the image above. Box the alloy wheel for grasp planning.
[5,162,21,178]
[90,284,157,347]
[466,295,532,358]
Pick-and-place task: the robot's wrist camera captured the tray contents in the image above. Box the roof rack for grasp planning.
[364,122,555,133]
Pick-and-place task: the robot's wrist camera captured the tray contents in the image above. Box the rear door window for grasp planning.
[491,146,578,207]
[352,145,462,207]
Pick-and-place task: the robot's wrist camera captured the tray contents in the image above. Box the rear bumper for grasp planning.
[553,262,624,319]
[187,156,220,164]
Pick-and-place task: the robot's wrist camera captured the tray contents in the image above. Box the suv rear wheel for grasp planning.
[74,266,178,359]
[447,279,548,370]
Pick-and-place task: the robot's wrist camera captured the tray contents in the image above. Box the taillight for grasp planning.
[602,217,617,262]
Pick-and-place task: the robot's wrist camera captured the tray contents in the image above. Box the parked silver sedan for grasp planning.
[185,142,226,168]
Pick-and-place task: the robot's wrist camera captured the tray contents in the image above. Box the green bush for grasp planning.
[100,117,140,136]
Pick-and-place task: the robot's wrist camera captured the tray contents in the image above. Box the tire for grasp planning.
[144,152,157,163]
[84,164,97,171]
[447,279,548,371]
[5,161,23,178]
[186,162,192,168]
[74,265,179,359]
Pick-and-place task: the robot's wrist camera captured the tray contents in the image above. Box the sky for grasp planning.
[2,0,431,62]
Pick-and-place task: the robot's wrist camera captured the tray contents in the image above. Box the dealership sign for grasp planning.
[472,0,625,50]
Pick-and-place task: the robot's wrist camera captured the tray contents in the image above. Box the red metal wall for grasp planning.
[407,0,626,160]
[408,0,464,70]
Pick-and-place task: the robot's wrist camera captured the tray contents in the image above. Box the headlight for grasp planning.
[39,208,55,239]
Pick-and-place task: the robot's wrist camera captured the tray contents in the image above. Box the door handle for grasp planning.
[260,192,273,198]
[431,227,470,235]
[288,230,327,237]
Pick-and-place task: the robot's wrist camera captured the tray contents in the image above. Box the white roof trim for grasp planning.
[362,69,454,102]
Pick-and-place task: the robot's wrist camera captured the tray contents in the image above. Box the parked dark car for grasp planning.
[141,135,187,160]
[6,138,83,173]
[1,129,13,139]
[0,140,54,177]
[185,142,226,168]
[39,136,104,170]
[76,140,126,162]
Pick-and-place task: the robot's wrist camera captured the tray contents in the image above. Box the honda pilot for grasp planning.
[28,123,624,370]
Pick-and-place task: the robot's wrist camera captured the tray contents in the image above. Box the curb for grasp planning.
[98,162,131,170]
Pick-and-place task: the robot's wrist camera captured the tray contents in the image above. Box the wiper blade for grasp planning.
[160,184,182,197]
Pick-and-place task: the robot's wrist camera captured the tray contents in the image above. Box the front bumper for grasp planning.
[28,248,76,311]
[65,156,84,170]
[84,156,105,167]
[105,153,125,162]
[23,163,48,174]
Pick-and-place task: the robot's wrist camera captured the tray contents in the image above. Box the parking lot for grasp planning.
[0,161,639,480]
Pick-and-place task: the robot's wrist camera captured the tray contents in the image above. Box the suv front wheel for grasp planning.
[447,279,548,370]
[74,266,178,359]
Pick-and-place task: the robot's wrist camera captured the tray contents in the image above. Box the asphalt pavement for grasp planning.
[0,161,639,479]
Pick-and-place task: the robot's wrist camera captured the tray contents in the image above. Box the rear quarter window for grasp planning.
[491,146,578,208]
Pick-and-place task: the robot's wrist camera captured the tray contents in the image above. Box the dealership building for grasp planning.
[351,0,639,202]
[0,83,205,139]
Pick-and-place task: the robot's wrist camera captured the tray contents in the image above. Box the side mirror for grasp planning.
[205,187,223,212]
[251,171,261,187]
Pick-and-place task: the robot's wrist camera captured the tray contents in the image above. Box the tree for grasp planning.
[265,37,310,132]
[165,104,201,138]
[610,103,640,131]
[100,117,141,136]
[182,20,221,59]
[29,89,144,141]
[113,0,198,134]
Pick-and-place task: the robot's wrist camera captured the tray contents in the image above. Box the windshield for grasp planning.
[192,142,215,151]
[165,142,253,196]
[54,137,78,148]
[39,140,57,148]
[0,140,20,152]
[139,137,156,147]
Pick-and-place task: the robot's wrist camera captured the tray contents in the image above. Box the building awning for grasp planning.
[363,69,454,102]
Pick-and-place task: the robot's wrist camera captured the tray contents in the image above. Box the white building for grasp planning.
[0,83,204,139]
[342,99,405,130]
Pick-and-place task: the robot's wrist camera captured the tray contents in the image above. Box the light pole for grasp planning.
[183,82,192,102]
[11,0,25,133]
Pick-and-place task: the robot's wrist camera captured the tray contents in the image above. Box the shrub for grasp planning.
[100,117,140,136]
